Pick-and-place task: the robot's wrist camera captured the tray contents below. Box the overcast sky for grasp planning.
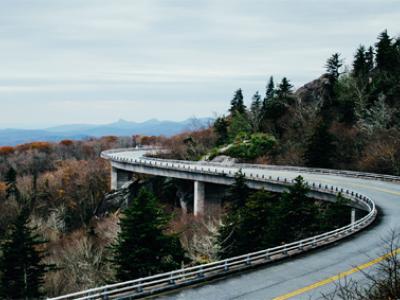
[1,0,399,128]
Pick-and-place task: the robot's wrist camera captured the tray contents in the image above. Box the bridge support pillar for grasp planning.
[111,167,118,190]
[351,208,356,224]
[194,181,205,217]
[111,166,133,190]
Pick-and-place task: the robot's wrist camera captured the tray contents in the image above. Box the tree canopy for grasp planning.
[111,188,185,281]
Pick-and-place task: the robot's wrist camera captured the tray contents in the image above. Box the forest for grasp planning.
[167,30,400,176]
[0,30,399,299]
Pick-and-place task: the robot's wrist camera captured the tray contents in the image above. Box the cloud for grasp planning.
[0,0,400,127]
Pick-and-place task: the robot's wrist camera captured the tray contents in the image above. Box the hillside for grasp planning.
[160,30,400,176]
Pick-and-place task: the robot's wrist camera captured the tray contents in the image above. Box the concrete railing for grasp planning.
[48,148,379,300]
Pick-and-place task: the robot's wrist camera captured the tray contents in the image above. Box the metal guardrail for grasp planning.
[101,147,400,183]
[49,148,380,300]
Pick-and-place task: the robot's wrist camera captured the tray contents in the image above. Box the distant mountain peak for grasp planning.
[0,117,213,146]
[116,118,130,124]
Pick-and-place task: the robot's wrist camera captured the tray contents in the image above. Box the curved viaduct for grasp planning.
[52,148,400,300]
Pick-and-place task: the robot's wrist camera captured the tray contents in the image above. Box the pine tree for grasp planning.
[304,121,337,168]
[261,76,275,124]
[226,170,250,209]
[229,89,246,115]
[326,53,343,81]
[250,91,261,115]
[218,190,276,258]
[276,77,293,99]
[4,167,19,200]
[228,112,252,141]
[320,193,349,231]
[375,30,396,73]
[0,208,47,299]
[265,76,275,101]
[213,116,229,146]
[274,176,319,241]
[353,45,367,79]
[365,46,375,73]
[111,188,184,281]
[250,91,262,131]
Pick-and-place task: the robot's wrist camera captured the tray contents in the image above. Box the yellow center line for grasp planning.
[273,180,400,299]
[273,248,400,300]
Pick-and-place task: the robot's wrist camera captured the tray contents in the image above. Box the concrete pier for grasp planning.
[111,167,133,190]
[194,181,205,216]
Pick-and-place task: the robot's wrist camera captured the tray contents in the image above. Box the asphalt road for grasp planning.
[109,150,400,300]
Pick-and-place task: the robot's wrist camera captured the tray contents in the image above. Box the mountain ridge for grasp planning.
[0,118,213,146]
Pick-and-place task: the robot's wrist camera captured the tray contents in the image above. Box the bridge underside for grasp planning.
[110,161,364,217]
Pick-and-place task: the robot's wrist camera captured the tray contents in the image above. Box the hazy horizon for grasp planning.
[1,0,400,128]
[0,117,210,130]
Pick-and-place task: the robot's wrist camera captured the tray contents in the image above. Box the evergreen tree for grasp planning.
[250,91,262,131]
[250,91,262,115]
[325,53,343,81]
[353,45,367,79]
[375,30,396,73]
[218,176,330,258]
[0,208,47,299]
[111,188,184,281]
[213,116,229,146]
[365,46,375,74]
[276,77,293,99]
[228,111,252,141]
[265,76,275,101]
[218,190,276,258]
[261,76,276,126]
[274,176,320,241]
[304,121,337,168]
[229,89,246,115]
[320,193,349,231]
[226,170,250,209]
[4,167,19,200]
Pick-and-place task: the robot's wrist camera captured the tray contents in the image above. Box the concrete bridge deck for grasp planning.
[94,148,400,299]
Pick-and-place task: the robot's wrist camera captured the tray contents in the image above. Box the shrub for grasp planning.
[225,133,277,160]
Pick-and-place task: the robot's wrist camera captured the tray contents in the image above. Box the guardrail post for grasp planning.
[265,251,270,261]
[169,273,175,285]
[198,267,204,278]
[224,260,229,271]
[101,288,109,300]
[136,281,143,293]
[246,255,251,265]
[312,237,317,247]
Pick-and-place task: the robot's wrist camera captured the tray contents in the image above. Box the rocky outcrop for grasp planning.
[295,74,333,108]
[210,155,238,165]
[96,178,149,216]
[95,182,134,216]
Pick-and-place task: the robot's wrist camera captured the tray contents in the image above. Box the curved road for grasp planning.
[108,150,400,300]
